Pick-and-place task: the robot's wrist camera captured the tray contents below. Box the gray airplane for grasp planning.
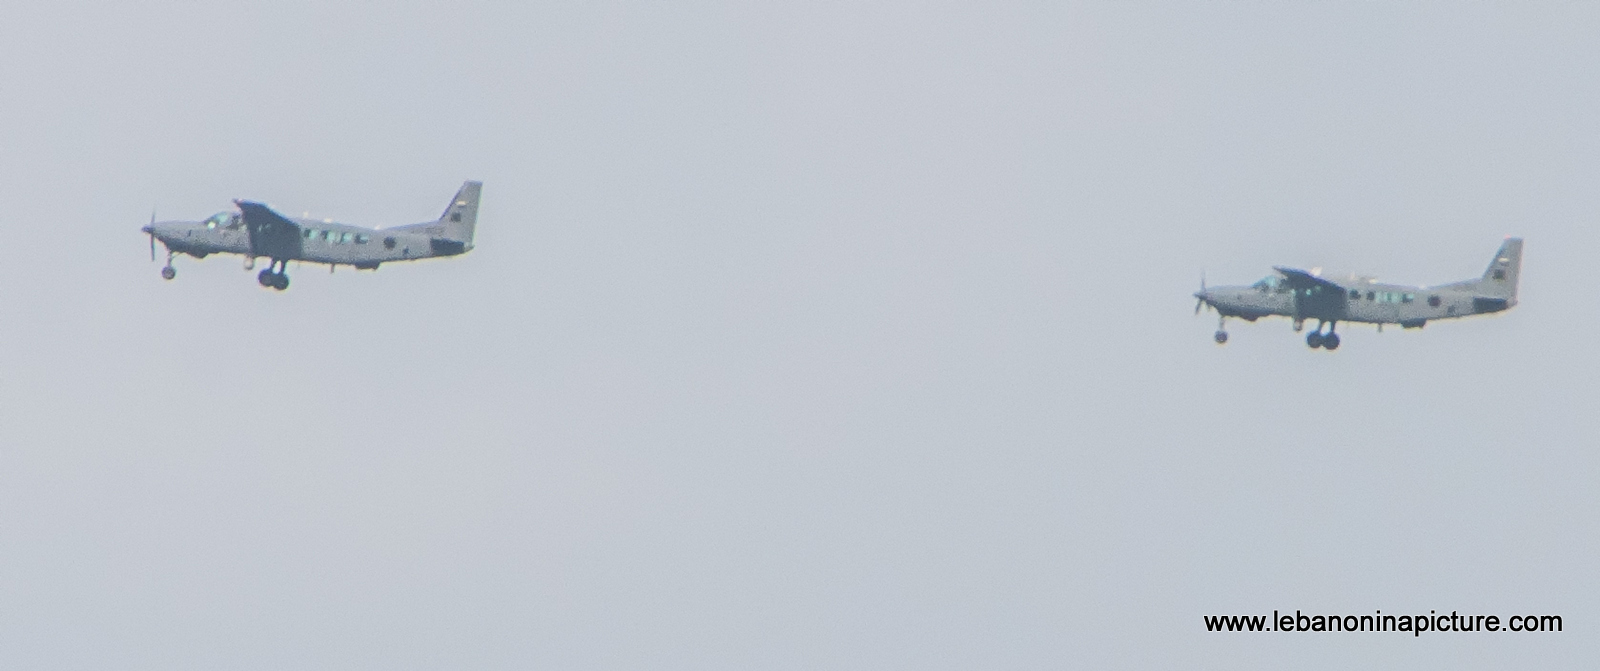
[1194,238,1522,350]
[142,181,481,290]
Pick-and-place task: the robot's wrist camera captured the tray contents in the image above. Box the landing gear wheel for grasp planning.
[258,268,276,287]
[1214,330,1228,344]
[160,266,176,280]
[1322,333,1340,350]
[1306,331,1324,349]
[273,273,290,291]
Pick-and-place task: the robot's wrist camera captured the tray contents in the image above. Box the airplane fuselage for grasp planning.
[1194,238,1521,349]
[142,181,481,290]
[1199,278,1511,328]
[149,214,467,269]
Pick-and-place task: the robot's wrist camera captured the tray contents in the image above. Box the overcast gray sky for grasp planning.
[1,2,1596,668]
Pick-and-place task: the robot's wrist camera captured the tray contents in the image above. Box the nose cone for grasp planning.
[143,222,180,241]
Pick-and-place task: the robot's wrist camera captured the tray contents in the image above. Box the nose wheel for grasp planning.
[159,250,176,281]
[257,260,291,291]
[1213,315,1229,345]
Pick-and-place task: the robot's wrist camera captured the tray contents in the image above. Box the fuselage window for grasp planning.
[1348,289,1360,299]
[1402,293,1414,303]
[1427,295,1441,307]
[1366,291,1375,301]
[355,233,370,244]
[303,229,315,239]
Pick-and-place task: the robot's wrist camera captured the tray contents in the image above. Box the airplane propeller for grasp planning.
[148,209,156,261]
[1194,272,1207,315]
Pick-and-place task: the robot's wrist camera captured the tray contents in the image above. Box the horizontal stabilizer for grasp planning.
[1473,296,1510,313]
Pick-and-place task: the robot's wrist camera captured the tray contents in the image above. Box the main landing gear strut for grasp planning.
[1214,315,1229,344]
[160,250,176,281]
[257,259,291,291]
[1305,320,1340,350]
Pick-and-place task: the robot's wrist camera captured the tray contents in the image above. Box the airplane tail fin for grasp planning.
[439,181,481,245]
[1475,237,1522,301]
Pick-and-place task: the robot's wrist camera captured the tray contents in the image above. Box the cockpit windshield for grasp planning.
[1251,276,1286,292]
[203,212,239,230]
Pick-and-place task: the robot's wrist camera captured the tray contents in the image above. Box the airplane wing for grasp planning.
[1272,266,1345,291]
[235,200,304,260]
